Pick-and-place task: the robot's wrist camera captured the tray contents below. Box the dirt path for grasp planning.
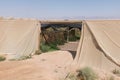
[58,41,79,59]
[58,41,79,51]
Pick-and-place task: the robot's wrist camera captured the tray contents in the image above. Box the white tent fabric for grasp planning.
[0,19,40,59]
[74,20,120,71]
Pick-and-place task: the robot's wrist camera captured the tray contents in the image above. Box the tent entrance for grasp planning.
[40,21,82,58]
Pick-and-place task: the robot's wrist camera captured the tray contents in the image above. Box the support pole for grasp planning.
[67,27,69,42]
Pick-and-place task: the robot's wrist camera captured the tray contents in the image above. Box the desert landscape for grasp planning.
[0,0,120,80]
[0,19,120,80]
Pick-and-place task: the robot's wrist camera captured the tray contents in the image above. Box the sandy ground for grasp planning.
[0,41,79,80]
[0,41,120,80]
[0,51,73,80]
[58,41,79,51]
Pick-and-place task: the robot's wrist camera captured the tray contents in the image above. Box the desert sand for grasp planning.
[0,51,73,80]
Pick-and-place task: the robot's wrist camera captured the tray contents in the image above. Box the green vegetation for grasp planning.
[69,29,80,41]
[0,56,6,61]
[68,74,77,80]
[9,55,31,61]
[41,28,81,53]
[65,67,97,80]
[55,39,66,45]
[40,43,60,53]
[77,67,97,80]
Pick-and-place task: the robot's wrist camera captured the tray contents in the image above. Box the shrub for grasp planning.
[65,67,97,80]
[55,39,65,45]
[35,50,41,55]
[48,43,59,50]
[77,67,98,80]
[40,43,51,52]
[0,56,6,61]
[40,43,59,53]
[112,69,120,76]
[68,74,77,80]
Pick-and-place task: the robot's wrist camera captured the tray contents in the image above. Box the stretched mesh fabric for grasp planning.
[74,20,120,71]
[0,19,40,59]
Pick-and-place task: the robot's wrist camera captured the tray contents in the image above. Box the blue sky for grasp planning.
[0,0,120,19]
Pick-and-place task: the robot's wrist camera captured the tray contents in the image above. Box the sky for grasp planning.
[0,0,120,19]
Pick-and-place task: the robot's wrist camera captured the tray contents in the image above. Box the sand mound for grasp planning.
[0,51,73,80]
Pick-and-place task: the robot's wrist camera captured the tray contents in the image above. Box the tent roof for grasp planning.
[74,20,120,71]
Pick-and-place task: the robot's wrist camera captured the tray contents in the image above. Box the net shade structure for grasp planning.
[0,19,41,59]
[73,20,120,71]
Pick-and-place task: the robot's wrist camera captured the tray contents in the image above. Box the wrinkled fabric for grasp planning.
[74,20,120,71]
[0,19,40,59]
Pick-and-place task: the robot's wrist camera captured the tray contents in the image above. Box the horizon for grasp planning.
[0,0,120,19]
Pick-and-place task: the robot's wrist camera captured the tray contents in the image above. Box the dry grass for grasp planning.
[65,67,98,80]
[0,55,6,61]
[112,69,120,77]
[76,67,98,80]
[35,50,41,55]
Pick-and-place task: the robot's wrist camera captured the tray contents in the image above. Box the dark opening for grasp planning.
[40,21,82,59]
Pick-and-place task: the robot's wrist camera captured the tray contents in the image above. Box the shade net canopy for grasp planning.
[0,19,40,59]
[73,20,120,71]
